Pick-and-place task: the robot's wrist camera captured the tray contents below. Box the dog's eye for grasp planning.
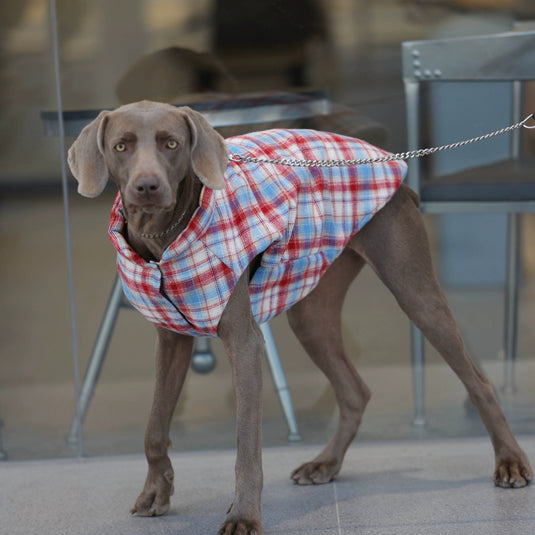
[114,143,127,152]
[166,140,179,150]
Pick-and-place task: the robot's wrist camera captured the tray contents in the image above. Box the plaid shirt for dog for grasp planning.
[108,129,406,337]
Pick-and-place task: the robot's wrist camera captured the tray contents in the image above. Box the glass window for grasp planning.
[1,0,534,460]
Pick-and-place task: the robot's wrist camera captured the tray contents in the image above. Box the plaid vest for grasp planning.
[108,129,406,337]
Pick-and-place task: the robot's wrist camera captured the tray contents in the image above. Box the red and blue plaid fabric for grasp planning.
[108,129,406,337]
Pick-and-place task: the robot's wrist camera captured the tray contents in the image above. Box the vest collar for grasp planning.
[109,186,217,264]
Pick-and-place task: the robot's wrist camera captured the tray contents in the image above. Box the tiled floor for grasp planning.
[1,436,534,534]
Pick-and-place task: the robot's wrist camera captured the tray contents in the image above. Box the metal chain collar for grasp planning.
[228,113,535,168]
[121,208,187,239]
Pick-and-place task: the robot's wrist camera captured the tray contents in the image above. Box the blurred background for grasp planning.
[1,0,535,461]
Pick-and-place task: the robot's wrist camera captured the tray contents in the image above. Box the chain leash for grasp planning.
[228,113,535,168]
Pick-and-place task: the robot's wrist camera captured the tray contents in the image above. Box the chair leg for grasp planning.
[411,322,426,427]
[260,322,301,441]
[189,327,301,441]
[0,406,6,460]
[67,275,125,445]
[503,213,520,395]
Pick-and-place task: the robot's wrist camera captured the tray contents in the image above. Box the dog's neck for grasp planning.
[122,175,203,262]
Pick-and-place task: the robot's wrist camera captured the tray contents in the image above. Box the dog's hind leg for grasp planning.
[350,184,532,488]
[288,248,372,485]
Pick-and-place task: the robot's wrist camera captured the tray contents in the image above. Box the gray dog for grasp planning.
[68,100,532,535]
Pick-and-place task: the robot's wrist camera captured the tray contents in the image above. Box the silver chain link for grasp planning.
[229,113,535,168]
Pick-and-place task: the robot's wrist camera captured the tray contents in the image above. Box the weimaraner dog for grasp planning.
[68,100,532,535]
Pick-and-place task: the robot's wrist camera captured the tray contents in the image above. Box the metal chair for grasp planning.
[402,30,535,425]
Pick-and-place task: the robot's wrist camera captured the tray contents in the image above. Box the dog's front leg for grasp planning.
[132,327,193,517]
[217,271,265,535]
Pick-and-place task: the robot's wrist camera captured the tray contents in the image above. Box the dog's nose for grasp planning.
[134,177,160,196]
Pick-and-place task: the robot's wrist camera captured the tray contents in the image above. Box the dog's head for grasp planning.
[67,101,229,213]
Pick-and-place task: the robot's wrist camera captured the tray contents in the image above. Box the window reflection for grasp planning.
[1,0,534,460]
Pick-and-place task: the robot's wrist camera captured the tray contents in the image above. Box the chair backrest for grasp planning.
[402,31,535,83]
[401,31,535,195]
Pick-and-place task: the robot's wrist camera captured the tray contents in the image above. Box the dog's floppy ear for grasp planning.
[178,106,229,190]
[67,111,110,198]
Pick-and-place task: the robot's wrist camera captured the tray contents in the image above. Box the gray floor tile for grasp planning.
[3,438,533,535]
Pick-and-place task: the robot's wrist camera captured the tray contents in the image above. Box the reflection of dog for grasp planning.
[68,100,532,535]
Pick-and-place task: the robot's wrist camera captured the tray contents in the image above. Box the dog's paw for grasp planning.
[130,468,174,516]
[217,518,262,535]
[494,454,533,488]
[291,459,340,485]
